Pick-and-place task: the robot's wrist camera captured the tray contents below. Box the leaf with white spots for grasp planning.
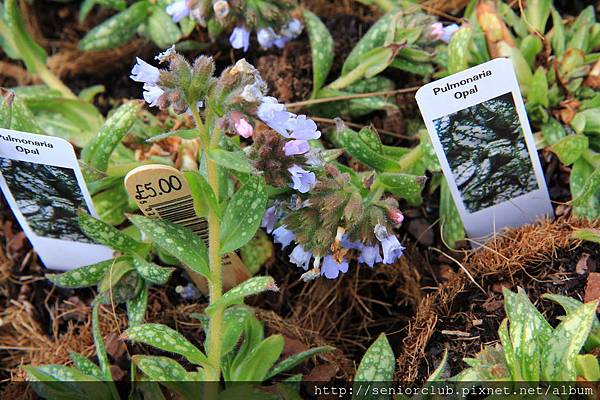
[81,101,142,172]
[129,215,210,280]
[303,9,334,95]
[266,345,334,380]
[219,176,267,254]
[541,301,597,381]
[207,149,255,174]
[92,303,113,382]
[205,276,278,316]
[78,210,149,255]
[376,172,426,205]
[336,126,400,172]
[127,280,148,326]
[352,333,395,400]
[205,306,253,356]
[440,179,465,249]
[123,323,208,367]
[69,352,102,379]
[47,258,113,288]
[549,135,588,165]
[570,158,600,220]
[448,26,472,74]
[23,364,114,400]
[131,255,174,285]
[132,355,202,400]
[571,164,600,209]
[98,256,134,293]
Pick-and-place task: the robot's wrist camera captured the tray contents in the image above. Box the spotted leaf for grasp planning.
[124,323,208,366]
[129,215,210,280]
[78,210,149,255]
[336,126,400,172]
[376,172,426,205]
[205,276,278,316]
[549,135,588,165]
[92,304,113,381]
[69,352,102,379]
[440,179,465,249]
[132,255,174,285]
[541,301,597,381]
[571,163,600,208]
[570,158,600,219]
[132,355,202,400]
[47,258,113,288]
[205,306,253,356]
[543,293,600,351]
[352,333,394,400]
[266,345,333,380]
[81,101,142,172]
[207,149,254,174]
[219,176,267,254]
[127,280,148,326]
[303,9,334,96]
[448,26,472,74]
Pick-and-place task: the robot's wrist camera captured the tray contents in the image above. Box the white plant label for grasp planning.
[416,58,553,245]
[0,128,113,270]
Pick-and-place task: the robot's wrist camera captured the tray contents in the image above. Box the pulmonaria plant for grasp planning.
[165,0,303,51]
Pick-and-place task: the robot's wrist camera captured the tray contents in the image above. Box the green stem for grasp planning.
[397,145,423,171]
[37,66,77,99]
[191,106,223,391]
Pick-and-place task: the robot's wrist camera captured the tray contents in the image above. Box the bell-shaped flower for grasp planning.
[288,165,316,193]
[290,245,312,270]
[321,255,349,279]
[273,226,295,249]
[283,140,309,156]
[230,26,250,52]
[131,58,160,84]
[166,0,191,23]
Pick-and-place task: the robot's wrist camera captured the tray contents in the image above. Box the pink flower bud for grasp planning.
[235,118,253,138]
[388,209,404,225]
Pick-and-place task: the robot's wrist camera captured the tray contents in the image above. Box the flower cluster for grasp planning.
[165,0,302,51]
[429,22,460,43]
[261,167,406,281]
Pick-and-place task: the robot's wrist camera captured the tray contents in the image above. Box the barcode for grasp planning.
[151,195,231,265]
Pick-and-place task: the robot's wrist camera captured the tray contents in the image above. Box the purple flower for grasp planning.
[257,27,278,49]
[166,0,191,23]
[234,118,253,138]
[321,255,349,279]
[379,234,404,264]
[261,206,277,233]
[273,226,295,249]
[282,19,303,38]
[131,58,160,84]
[142,84,164,107]
[341,235,362,250]
[290,115,320,140]
[358,244,383,267]
[288,165,316,193]
[290,245,312,270]
[441,24,460,43]
[230,26,250,52]
[430,23,460,43]
[284,139,310,156]
[257,97,294,135]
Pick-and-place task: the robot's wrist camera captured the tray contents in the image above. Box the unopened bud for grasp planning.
[388,209,404,225]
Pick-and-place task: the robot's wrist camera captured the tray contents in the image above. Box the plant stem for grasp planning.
[37,65,77,99]
[397,145,423,171]
[191,105,223,390]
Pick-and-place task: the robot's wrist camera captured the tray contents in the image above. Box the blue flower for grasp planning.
[257,27,278,49]
[257,97,294,135]
[261,206,277,233]
[290,245,312,270]
[166,0,191,23]
[441,24,460,43]
[131,57,160,84]
[284,139,310,156]
[288,165,316,193]
[273,226,295,249]
[378,234,404,264]
[358,244,383,267]
[142,84,164,107]
[321,255,349,279]
[230,26,250,52]
[290,115,320,140]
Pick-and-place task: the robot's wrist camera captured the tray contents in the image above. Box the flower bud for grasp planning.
[212,0,229,19]
[387,208,405,225]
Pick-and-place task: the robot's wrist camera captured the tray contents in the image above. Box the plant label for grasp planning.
[124,164,251,292]
[0,128,113,270]
[416,58,553,245]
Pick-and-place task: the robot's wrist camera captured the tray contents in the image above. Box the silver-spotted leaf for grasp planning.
[570,158,600,219]
[266,345,333,380]
[79,210,148,255]
[303,9,333,96]
[132,255,174,285]
[69,352,102,379]
[127,280,148,326]
[124,323,208,366]
[377,172,426,204]
[219,176,267,254]
[352,333,395,400]
[47,259,113,288]
[207,149,254,174]
[205,276,278,316]
[440,179,465,248]
[549,135,588,165]
[448,26,472,74]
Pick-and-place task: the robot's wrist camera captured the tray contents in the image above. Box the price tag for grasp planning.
[416,58,553,245]
[124,165,250,292]
[0,128,113,270]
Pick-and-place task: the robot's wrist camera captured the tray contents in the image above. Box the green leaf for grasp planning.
[184,171,220,219]
[570,158,600,220]
[69,352,102,379]
[132,355,202,400]
[80,0,127,22]
[527,66,549,108]
[4,0,47,73]
[0,93,44,134]
[92,303,113,382]
[127,280,148,326]
[78,85,105,103]
[342,12,395,75]
[572,228,600,244]
[524,0,551,34]
[440,179,465,248]
[574,109,600,135]
[498,319,517,380]
[352,333,395,400]
[448,26,472,74]
[266,346,333,380]
[331,46,398,90]
[240,229,274,275]
[541,301,597,381]
[549,135,588,165]
[81,101,142,172]
[24,364,111,400]
[520,35,543,68]
[230,335,285,381]
[79,2,150,51]
[129,215,210,279]
[124,323,208,366]
[205,276,278,316]
[147,6,181,49]
[78,210,149,255]
[220,176,267,254]
[216,306,253,356]
[98,256,134,293]
[336,126,399,172]
[93,184,133,226]
[207,149,254,174]
[132,255,174,285]
[46,259,112,288]
[541,117,566,145]
[571,166,600,208]
[303,9,334,96]
[576,354,600,381]
[377,172,426,204]
[426,348,449,382]
[549,7,565,57]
